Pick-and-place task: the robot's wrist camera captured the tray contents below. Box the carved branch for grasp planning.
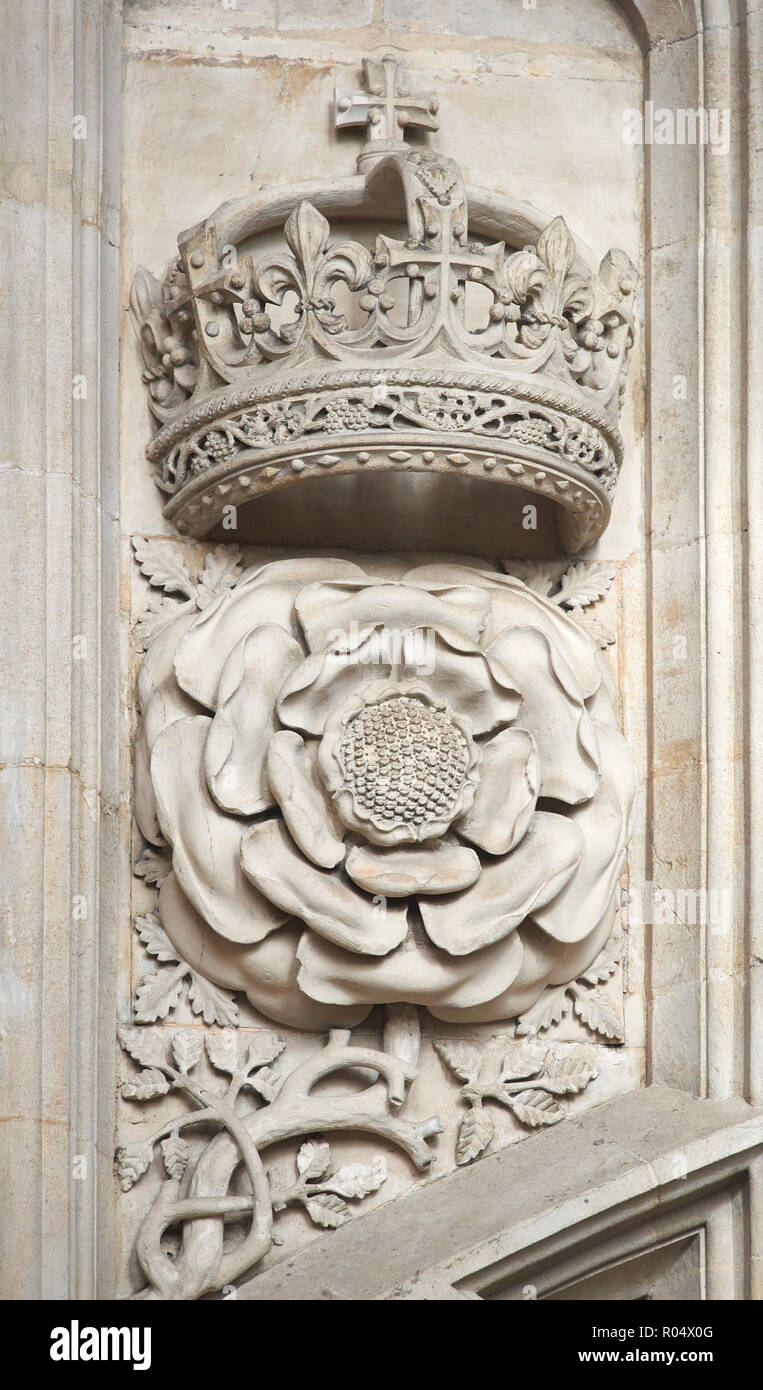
[130,1031,440,1300]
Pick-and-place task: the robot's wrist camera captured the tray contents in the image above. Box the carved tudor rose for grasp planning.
[138,559,635,1026]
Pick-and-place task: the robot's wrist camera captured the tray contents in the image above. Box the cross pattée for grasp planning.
[334,54,440,145]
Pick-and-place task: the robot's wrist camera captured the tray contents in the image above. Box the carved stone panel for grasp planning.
[118,35,643,1303]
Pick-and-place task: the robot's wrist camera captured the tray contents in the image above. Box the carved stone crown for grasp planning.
[131,55,638,551]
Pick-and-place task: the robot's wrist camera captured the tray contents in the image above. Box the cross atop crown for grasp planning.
[334,54,439,152]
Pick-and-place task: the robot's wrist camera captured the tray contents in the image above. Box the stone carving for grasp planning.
[154,383,617,502]
[129,56,637,552]
[123,51,639,1301]
[517,932,625,1042]
[435,1040,599,1164]
[117,1018,440,1300]
[334,54,440,147]
[500,555,618,647]
[133,548,635,1028]
[130,907,240,1026]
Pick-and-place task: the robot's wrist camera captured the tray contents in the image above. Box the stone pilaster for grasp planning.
[0,0,123,1299]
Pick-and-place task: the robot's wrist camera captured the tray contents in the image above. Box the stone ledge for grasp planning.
[239,1086,763,1300]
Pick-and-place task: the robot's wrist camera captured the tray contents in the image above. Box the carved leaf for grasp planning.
[537,216,576,283]
[134,968,185,1023]
[326,1156,387,1200]
[255,253,300,310]
[561,274,595,324]
[116,1141,154,1192]
[187,972,239,1027]
[118,1025,167,1070]
[135,912,179,964]
[284,201,330,287]
[434,1039,483,1084]
[322,240,374,304]
[133,846,172,888]
[571,987,624,1042]
[249,1065,281,1103]
[557,560,615,609]
[537,1057,598,1095]
[297,1141,331,1181]
[130,267,162,327]
[161,1133,191,1181]
[499,1057,545,1089]
[456,1104,494,1165]
[196,545,243,610]
[132,538,196,599]
[135,595,188,650]
[122,1067,171,1102]
[578,935,623,985]
[508,1089,565,1127]
[205,1028,240,1074]
[304,1193,351,1229]
[503,248,547,304]
[172,1030,203,1073]
[599,247,638,297]
[246,1030,285,1071]
[516,984,570,1037]
[500,558,565,596]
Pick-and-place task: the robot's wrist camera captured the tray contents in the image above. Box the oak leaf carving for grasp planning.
[325,1156,387,1199]
[304,1192,351,1229]
[456,1105,494,1165]
[122,1068,171,1102]
[297,1141,331,1181]
[434,1039,483,1083]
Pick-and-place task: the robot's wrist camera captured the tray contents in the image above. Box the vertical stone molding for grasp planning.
[0,0,122,1299]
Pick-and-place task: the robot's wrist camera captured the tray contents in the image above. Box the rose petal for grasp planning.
[267,731,345,869]
[420,811,584,955]
[456,727,539,855]
[135,608,204,845]
[138,606,200,750]
[151,716,289,944]
[297,921,523,1008]
[530,722,636,943]
[429,901,617,1023]
[158,873,368,1028]
[402,632,521,735]
[205,625,303,816]
[487,627,600,804]
[295,579,489,651]
[277,629,395,736]
[345,840,481,897]
[134,725,165,847]
[403,563,602,698]
[279,629,520,739]
[240,819,408,955]
[174,558,366,709]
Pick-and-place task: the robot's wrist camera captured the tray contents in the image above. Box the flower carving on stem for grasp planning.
[134,555,636,1029]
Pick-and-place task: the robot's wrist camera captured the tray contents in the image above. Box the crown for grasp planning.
[130,54,637,553]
